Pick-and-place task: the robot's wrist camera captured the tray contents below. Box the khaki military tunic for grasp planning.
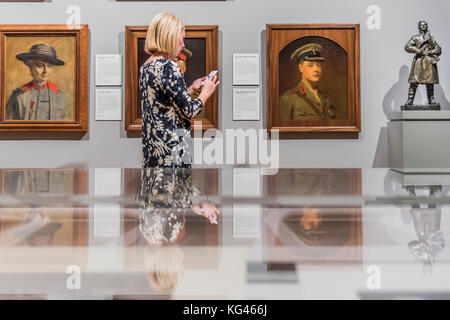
[279,80,337,120]
[405,33,441,84]
[5,81,66,120]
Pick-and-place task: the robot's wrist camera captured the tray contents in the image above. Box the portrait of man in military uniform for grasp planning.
[175,47,207,119]
[175,47,193,75]
[279,43,339,121]
[5,44,68,120]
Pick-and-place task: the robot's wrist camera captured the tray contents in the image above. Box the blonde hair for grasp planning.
[144,245,184,293]
[145,12,185,59]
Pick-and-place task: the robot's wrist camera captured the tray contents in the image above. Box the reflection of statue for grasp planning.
[138,168,219,293]
[404,21,442,109]
[408,208,445,275]
[405,186,446,274]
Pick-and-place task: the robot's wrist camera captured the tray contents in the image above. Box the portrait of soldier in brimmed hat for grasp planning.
[5,43,66,120]
[279,43,338,121]
[175,47,207,118]
[175,47,193,75]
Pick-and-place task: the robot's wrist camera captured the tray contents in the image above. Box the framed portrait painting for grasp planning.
[125,25,219,136]
[0,24,89,138]
[267,24,360,138]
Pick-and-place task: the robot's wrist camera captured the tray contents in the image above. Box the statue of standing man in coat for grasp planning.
[404,21,442,110]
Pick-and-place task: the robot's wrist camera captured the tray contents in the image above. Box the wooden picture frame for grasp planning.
[0,24,89,138]
[267,24,360,139]
[125,25,219,137]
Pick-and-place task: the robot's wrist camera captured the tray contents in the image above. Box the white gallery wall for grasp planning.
[0,0,449,168]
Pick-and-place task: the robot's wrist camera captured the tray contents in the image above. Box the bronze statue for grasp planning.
[404,21,441,109]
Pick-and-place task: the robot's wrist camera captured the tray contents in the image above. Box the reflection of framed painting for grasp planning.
[0,25,89,137]
[264,207,362,265]
[267,24,360,138]
[0,169,88,272]
[125,25,219,136]
[0,168,88,195]
[264,169,362,265]
[267,168,361,197]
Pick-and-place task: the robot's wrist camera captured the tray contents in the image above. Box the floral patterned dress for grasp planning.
[139,58,203,168]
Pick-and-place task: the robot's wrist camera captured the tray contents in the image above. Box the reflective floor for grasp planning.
[0,167,449,300]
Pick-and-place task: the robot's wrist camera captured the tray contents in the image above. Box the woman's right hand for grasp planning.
[198,74,219,105]
[191,203,220,224]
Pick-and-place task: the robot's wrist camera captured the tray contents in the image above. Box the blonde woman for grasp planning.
[139,12,219,168]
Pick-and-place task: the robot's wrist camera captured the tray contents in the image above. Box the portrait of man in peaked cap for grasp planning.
[3,36,77,121]
[278,37,348,121]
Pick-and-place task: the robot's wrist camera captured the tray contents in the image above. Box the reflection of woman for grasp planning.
[139,12,219,168]
[138,167,219,293]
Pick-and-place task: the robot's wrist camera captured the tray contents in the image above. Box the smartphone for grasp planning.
[201,70,218,86]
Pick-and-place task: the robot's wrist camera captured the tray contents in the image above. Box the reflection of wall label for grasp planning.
[366,265,381,290]
[66,265,81,290]
[366,5,381,30]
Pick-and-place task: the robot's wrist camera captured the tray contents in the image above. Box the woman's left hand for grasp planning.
[189,77,207,95]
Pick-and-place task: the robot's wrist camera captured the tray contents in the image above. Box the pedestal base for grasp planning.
[390,169,450,185]
[388,110,450,171]
[401,104,440,111]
